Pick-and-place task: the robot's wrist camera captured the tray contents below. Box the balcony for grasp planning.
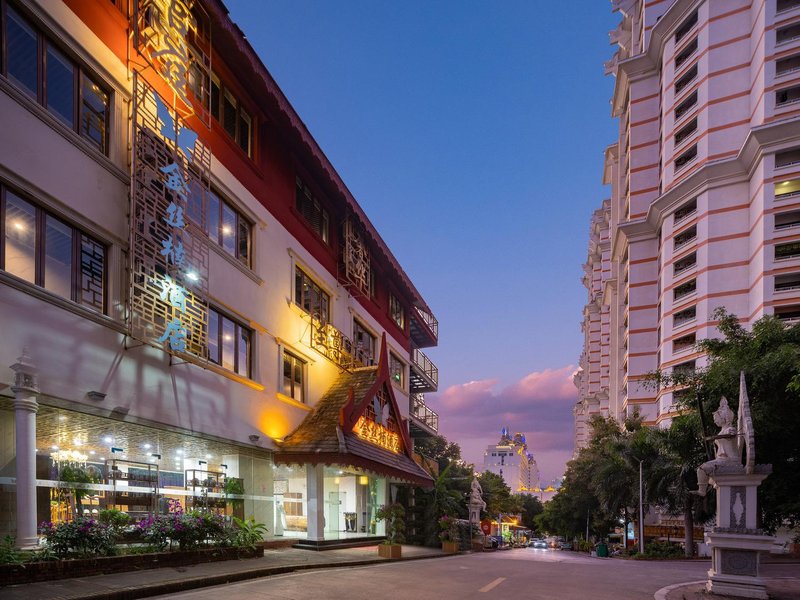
[410,348,438,392]
[410,305,438,348]
[409,393,439,436]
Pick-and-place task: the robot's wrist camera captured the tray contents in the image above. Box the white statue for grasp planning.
[469,476,486,512]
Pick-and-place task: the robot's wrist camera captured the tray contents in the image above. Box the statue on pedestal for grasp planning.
[468,476,486,524]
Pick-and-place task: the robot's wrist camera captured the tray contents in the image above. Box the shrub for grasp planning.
[375,503,406,545]
[136,500,228,551]
[98,509,131,532]
[438,515,459,542]
[39,518,117,558]
[639,540,684,559]
[232,517,268,548]
[0,536,22,565]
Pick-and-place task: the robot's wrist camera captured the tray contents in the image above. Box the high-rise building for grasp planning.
[0,0,439,548]
[482,428,540,494]
[575,0,800,449]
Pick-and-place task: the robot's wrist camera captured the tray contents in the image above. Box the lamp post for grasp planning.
[638,459,645,555]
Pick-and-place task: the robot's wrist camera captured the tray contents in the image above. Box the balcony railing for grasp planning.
[410,348,439,392]
[310,318,366,372]
[410,393,439,433]
[410,305,438,347]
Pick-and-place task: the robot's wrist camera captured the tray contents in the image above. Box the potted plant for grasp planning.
[374,503,405,559]
[438,515,459,553]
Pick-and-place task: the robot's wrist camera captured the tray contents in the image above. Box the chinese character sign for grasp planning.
[353,416,401,454]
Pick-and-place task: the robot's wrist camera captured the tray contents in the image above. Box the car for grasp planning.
[532,539,548,549]
[558,541,573,551]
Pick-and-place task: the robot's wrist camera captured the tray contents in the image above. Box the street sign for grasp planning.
[480,520,491,534]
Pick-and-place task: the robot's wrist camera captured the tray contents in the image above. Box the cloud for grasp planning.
[428,365,577,483]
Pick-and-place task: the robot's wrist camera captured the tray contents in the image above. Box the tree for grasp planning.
[516,494,544,532]
[477,471,512,516]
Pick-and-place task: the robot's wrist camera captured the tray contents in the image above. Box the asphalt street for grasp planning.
[151,548,800,600]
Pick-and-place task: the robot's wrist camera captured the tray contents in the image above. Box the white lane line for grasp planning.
[479,577,507,593]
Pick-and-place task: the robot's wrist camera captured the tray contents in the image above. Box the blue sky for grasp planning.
[227,1,619,481]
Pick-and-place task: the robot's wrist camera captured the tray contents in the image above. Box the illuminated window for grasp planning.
[187,185,251,266]
[282,350,305,403]
[389,294,405,330]
[294,266,330,323]
[295,177,329,243]
[206,306,251,377]
[1,6,109,153]
[1,185,105,312]
[389,352,405,389]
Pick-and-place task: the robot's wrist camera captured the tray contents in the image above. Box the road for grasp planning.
[151,548,800,600]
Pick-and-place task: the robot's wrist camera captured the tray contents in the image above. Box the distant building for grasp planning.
[482,428,540,494]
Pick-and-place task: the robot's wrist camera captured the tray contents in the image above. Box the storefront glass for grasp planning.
[322,467,386,539]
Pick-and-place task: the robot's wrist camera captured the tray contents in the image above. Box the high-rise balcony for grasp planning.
[410,348,438,392]
[410,305,438,348]
[409,393,439,436]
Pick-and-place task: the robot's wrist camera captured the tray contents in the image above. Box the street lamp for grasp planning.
[638,459,645,554]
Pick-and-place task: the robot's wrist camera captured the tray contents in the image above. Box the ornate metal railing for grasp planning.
[411,393,439,432]
[310,318,365,371]
[411,348,438,390]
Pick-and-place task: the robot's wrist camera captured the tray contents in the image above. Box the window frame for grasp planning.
[294,176,330,245]
[187,184,252,267]
[294,265,331,323]
[0,183,106,312]
[0,3,110,154]
[281,348,306,403]
[352,318,376,365]
[389,351,406,390]
[197,66,253,158]
[206,305,252,377]
[389,293,405,330]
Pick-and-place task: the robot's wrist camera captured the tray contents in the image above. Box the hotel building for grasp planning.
[482,429,540,495]
[0,0,440,549]
[575,0,800,447]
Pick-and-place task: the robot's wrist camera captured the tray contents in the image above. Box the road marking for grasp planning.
[479,577,506,593]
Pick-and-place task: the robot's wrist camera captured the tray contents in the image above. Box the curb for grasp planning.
[653,580,705,600]
[50,552,450,600]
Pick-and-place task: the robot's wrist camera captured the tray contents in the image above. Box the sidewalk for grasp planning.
[663,579,800,600]
[1,544,446,600]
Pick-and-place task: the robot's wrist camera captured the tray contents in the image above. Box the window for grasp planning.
[283,492,304,516]
[775,305,800,324]
[675,37,698,69]
[775,272,800,291]
[775,241,800,260]
[675,90,698,121]
[674,225,697,249]
[675,64,698,94]
[389,352,405,389]
[776,85,800,106]
[187,185,250,266]
[282,350,305,403]
[674,198,697,222]
[776,22,800,44]
[674,279,697,300]
[778,0,800,12]
[673,305,696,327]
[775,209,800,230]
[674,251,697,275]
[675,118,698,145]
[675,10,698,43]
[206,307,251,377]
[389,293,405,330]
[1,6,109,153]
[674,144,698,170]
[1,186,105,311]
[353,319,376,365]
[204,71,252,157]
[776,148,800,168]
[672,359,696,376]
[672,332,696,353]
[776,54,800,77]
[294,266,330,323]
[295,177,329,243]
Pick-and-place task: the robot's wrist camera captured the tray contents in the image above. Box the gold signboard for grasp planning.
[353,416,401,454]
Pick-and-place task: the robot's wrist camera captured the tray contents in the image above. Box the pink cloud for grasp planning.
[428,365,577,483]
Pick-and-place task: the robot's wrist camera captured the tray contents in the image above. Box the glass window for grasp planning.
[237,217,249,265]
[2,186,105,310]
[44,214,73,299]
[6,6,38,97]
[4,191,36,283]
[295,178,329,243]
[221,316,236,372]
[221,202,236,256]
[353,319,375,365]
[389,353,405,389]
[205,188,220,239]
[238,108,251,156]
[237,327,250,377]
[210,74,220,120]
[46,44,75,127]
[294,267,330,323]
[389,294,405,329]
[80,74,108,153]
[223,90,237,139]
[185,185,251,266]
[207,309,220,363]
[207,307,251,377]
[282,350,305,402]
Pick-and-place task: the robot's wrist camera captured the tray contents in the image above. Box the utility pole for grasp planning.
[638,459,645,554]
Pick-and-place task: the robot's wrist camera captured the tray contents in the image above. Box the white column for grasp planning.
[306,463,325,541]
[10,350,39,550]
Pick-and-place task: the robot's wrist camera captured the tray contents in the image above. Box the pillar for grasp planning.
[10,350,39,549]
[306,463,325,541]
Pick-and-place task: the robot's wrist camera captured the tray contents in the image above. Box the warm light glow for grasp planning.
[53,449,88,463]
[223,334,233,341]
[352,416,401,454]
[103,436,113,443]
[143,443,152,449]
[359,475,369,485]
[186,271,199,282]
[334,477,340,485]
[13,220,26,231]
[221,225,232,235]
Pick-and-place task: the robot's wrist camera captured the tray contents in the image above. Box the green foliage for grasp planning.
[135,499,228,551]
[516,494,544,532]
[223,478,245,507]
[39,518,117,558]
[375,503,406,545]
[634,540,684,560]
[0,535,22,565]
[231,517,267,548]
[477,471,517,515]
[576,539,593,552]
[98,509,131,532]
[438,515,459,542]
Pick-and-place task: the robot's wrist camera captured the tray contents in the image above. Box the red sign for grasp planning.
[480,520,491,535]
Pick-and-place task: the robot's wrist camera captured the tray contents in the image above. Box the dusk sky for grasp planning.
[227,1,619,483]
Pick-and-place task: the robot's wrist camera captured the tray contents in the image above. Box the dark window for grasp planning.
[775,304,800,323]
[389,293,405,329]
[672,332,696,353]
[674,225,697,249]
[206,306,251,377]
[295,177,329,243]
[778,0,800,12]
[675,10,698,43]
[776,85,800,106]
[673,305,696,326]
[1,185,105,311]
[775,241,800,260]
[389,352,405,388]
[674,198,697,222]
[674,251,697,275]
[674,144,698,170]
[776,53,800,76]
[675,64,698,94]
[674,117,698,145]
[775,272,800,291]
[186,185,251,266]
[294,266,330,323]
[282,350,305,403]
[672,359,696,376]
[775,209,800,229]
[1,6,110,153]
[205,72,252,157]
[353,319,376,365]
[675,90,698,120]
[675,37,698,69]
[776,22,800,44]
[673,279,697,300]
[776,148,800,168]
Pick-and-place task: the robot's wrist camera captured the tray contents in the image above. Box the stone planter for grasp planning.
[378,543,402,559]
[0,544,264,586]
[441,540,459,554]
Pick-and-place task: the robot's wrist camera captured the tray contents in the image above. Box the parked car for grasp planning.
[532,539,548,549]
[558,541,573,551]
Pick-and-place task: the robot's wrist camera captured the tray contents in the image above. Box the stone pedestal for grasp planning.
[705,466,774,599]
